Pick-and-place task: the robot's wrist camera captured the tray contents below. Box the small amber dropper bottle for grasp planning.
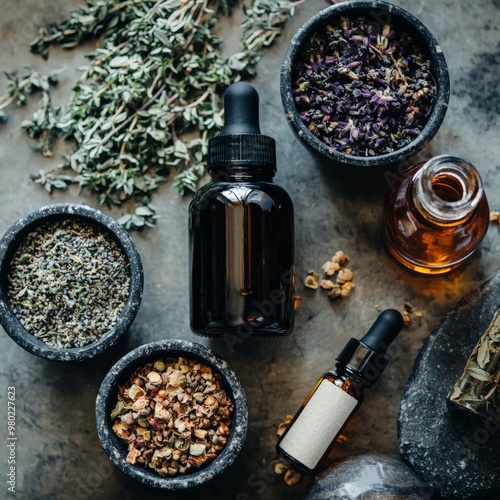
[276,310,404,473]
[384,155,489,274]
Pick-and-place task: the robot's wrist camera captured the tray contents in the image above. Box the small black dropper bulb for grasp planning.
[336,309,404,386]
[222,82,261,135]
[360,309,404,355]
[208,82,276,169]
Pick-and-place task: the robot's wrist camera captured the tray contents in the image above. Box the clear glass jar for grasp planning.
[384,155,490,274]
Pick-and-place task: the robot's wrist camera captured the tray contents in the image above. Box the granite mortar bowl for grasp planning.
[0,203,143,361]
[95,339,248,490]
[280,0,450,173]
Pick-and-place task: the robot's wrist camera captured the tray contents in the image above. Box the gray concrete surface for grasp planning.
[0,1,499,499]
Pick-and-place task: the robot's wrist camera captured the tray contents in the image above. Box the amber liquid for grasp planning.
[189,176,294,337]
[384,167,490,274]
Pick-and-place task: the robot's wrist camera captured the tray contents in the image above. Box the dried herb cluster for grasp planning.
[449,311,500,425]
[7,218,130,348]
[304,250,355,299]
[111,357,234,476]
[0,0,303,229]
[293,16,436,156]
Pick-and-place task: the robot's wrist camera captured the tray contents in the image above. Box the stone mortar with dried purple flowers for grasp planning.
[281,1,450,171]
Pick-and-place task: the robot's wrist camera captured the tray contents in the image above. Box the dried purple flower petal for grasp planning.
[293,16,437,156]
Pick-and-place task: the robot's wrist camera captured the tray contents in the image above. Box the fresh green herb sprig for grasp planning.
[0,0,303,230]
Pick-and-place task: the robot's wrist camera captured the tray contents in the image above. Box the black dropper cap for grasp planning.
[208,82,276,170]
[336,310,404,386]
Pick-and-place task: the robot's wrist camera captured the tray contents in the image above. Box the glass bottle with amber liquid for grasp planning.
[277,310,404,473]
[189,82,294,338]
[384,155,490,274]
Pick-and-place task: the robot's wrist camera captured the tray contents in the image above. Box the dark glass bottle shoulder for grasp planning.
[190,180,294,213]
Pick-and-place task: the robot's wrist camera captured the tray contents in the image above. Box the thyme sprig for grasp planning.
[0,0,302,229]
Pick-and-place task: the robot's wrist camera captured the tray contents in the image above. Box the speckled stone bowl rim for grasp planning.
[95,339,248,490]
[0,203,144,362]
[280,0,450,171]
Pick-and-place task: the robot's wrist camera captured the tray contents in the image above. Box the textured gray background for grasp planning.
[0,1,499,499]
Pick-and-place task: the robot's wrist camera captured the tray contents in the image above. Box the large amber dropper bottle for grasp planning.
[189,82,294,339]
[384,155,490,274]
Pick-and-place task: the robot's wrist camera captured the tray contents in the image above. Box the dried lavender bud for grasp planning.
[293,16,437,156]
[7,218,130,348]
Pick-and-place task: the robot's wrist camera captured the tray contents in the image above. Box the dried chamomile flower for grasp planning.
[328,285,343,299]
[320,279,336,290]
[322,260,340,275]
[336,268,353,284]
[332,250,348,265]
[340,282,355,297]
[304,270,320,289]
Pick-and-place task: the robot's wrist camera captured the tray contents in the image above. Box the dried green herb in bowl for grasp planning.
[0,204,143,361]
[7,218,130,349]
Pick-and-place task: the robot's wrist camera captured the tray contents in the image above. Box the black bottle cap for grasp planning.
[208,82,276,170]
[336,310,404,386]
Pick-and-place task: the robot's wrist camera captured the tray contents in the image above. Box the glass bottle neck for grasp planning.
[412,155,484,226]
[208,164,275,183]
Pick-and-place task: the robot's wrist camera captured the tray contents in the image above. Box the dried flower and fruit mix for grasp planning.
[293,16,436,156]
[7,218,130,348]
[111,357,234,477]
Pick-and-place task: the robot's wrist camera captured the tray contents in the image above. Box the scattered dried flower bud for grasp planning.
[340,281,356,297]
[328,284,343,299]
[332,250,347,264]
[274,462,289,475]
[402,310,411,325]
[304,270,320,289]
[322,260,332,274]
[284,468,301,486]
[490,211,500,223]
[320,279,336,290]
[415,310,423,318]
[337,268,353,284]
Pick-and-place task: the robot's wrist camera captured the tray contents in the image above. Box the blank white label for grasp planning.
[279,380,358,470]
